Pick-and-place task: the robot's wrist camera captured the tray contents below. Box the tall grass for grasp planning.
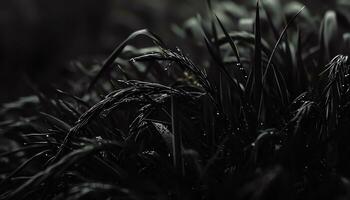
[1,1,350,199]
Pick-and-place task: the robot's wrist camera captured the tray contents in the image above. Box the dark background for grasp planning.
[0,0,335,103]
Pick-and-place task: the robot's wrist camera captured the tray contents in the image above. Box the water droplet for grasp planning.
[95,136,103,142]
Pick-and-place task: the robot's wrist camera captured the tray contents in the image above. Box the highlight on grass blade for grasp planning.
[88,29,165,91]
[215,14,242,66]
[262,6,305,83]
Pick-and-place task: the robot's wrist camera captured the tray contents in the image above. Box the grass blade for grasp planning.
[215,15,242,65]
[88,29,164,90]
[262,6,305,83]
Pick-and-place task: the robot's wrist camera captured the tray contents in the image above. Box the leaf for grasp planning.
[262,6,305,83]
[171,97,184,176]
[88,29,164,90]
[152,122,173,151]
[6,142,123,199]
[215,15,242,65]
[40,112,71,132]
[254,0,264,123]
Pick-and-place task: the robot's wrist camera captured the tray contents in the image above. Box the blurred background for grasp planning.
[0,0,342,103]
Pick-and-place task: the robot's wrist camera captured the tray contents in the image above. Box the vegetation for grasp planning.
[1,0,350,199]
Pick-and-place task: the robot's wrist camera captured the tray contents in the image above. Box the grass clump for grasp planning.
[1,1,350,199]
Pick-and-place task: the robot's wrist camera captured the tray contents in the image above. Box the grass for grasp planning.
[1,1,350,199]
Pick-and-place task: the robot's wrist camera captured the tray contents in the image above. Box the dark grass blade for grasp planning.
[215,31,272,53]
[55,89,90,108]
[262,6,305,82]
[253,0,264,123]
[200,18,242,94]
[39,112,71,132]
[203,36,244,97]
[0,150,52,187]
[254,0,262,89]
[0,145,49,158]
[88,29,165,91]
[7,143,124,199]
[246,0,262,104]
[257,6,304,122]
[171,96,184,176]
[215,15,242,65]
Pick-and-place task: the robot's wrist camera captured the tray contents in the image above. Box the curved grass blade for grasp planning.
[258,6,304,122]
[254,0,262,97]
[40,112,71,132]
[262,6,305,83]
[215,15,242,65]
[6,143,123,199]
[88,29,165,90]
[0,150,52,187]
[55,89,90,108]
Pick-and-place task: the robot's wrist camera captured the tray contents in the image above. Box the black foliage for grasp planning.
[1,1,350,200]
